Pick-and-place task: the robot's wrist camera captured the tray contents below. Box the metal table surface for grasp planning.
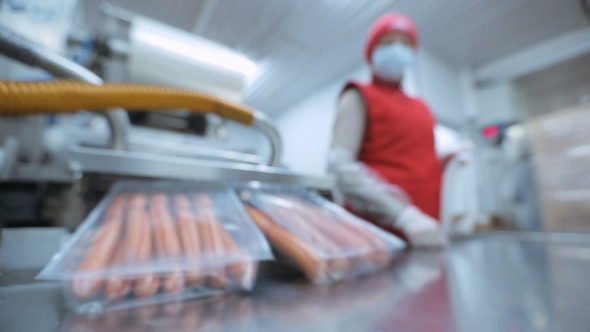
[1,231,590,332]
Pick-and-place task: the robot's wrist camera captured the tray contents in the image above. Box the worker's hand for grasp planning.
[396,206,448,248]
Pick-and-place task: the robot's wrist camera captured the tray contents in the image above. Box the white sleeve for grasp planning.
[330,88,366,156]
[434,124,460,161]
[328,88,411,225]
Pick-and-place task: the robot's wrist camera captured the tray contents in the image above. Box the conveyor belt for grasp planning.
[1,230,590,331]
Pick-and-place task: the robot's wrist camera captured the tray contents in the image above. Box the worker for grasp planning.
[328,13,451,248]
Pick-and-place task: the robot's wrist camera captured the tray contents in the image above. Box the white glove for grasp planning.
[396,206,448,248]
[328,146,410,220]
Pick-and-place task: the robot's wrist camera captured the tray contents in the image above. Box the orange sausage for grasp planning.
[289,200,356,248]
[197,194,252,287]
[173,194,205,286]
[336,218,392,266]
[104,241,132,300]
[293,200,382,263]
[216,220,254,288]
[71,194,127,299]
[125,194,160,298]
[245,205,329,282]
[150,194,185,293]
[285,196,392,266]
[272,206,350,277]
[194,194,228,288]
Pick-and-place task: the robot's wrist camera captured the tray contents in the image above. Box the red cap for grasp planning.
[365,13,419,63]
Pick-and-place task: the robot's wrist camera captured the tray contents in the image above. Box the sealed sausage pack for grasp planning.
[239,184,406,284]
[38,181,273,313]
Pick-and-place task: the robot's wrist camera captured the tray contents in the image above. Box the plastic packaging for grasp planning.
[238,184,406,284]
[528,105,590,231]
[38,181,273,313]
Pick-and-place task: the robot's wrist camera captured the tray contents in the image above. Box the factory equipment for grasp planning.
[74,3,256,142]
[0,5,334,229]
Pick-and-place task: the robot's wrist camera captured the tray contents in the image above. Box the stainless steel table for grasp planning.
[1,231,590,332]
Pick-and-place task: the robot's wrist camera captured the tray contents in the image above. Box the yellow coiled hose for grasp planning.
[0,80,255,125]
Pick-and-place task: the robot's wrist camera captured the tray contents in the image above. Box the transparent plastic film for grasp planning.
[239,184,406,284]
[38,181,272,313]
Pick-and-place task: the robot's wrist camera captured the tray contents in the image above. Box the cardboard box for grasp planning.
[528,104,590,231]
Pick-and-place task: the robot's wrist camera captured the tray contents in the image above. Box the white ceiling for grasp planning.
[80,0,588,114]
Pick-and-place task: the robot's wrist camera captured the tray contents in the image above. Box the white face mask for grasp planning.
[371,42,416,82]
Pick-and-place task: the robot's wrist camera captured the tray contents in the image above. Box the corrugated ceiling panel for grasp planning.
[80,0,205,31]
[233,2,299,57]
[79,0,588,115]
[244,39,313,106]
[252,27,369,113]
[278,0,374,51]
[117,0,204,31]
[245,0,396,112]
[419,0,586,66]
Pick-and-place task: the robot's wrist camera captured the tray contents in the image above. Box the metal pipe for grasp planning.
[0,25,129,150]
[32,49,104,85]
[252,110,283,167]
[0,25,282,166]
[0,25,102,84]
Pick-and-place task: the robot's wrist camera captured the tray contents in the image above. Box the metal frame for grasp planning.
[0,15,332,191]
[252,110,282,166]
[68,145,333,190]
[0,25,130,151]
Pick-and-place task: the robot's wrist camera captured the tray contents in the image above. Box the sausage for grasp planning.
[336,218,392,266]
[125,194,160,298]
[271,206,350,278]
[192,196,224,288]
[284,196,392,267]
[150,194,185,293]
[245,205,329,282]
[133,273,160,298]
[194,194,228,288]
[173,194,205,286]
[71,194,127,299]
[292,200,383,264]
[197,195,253,287]
[104,241,132,300]
[217,221,255,288]
[292,203,370,273]
[289,200,357,248]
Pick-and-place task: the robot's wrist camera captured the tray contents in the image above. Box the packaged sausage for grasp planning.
[38,181,273,313]
[238,184,406,284]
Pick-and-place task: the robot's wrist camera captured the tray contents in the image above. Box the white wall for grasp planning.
[476,82,524,126]
[272,66,369,174]
[416,49,465,128]
[274,48,464,175]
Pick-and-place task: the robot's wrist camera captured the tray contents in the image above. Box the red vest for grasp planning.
[345,79,442,220]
